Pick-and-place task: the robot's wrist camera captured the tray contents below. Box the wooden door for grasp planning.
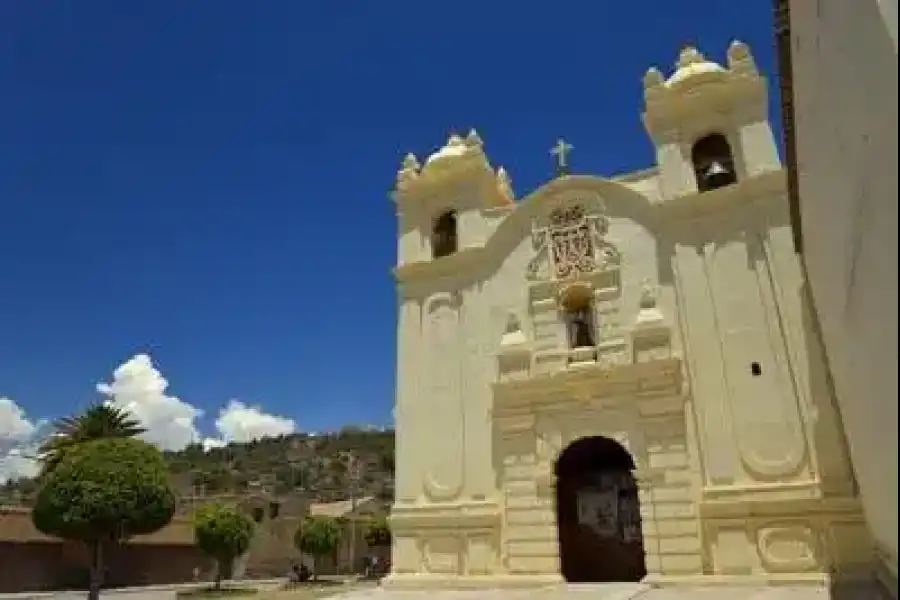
[557,470,646,582]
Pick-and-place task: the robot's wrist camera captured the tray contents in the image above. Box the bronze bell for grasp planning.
[703,160,735,188]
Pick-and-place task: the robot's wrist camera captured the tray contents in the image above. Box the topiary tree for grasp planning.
[294,515,341,580]
[363,516,391,548]
[31,437,176,600]
[193,502,255,589]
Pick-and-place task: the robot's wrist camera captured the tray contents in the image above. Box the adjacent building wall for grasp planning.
[781,0,898,585]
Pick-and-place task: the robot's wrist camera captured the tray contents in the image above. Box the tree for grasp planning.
[31,437,176,600]
[363,516,391,548]
[37,402,146,476]
[294,516,341,580]
[193,502,255,589]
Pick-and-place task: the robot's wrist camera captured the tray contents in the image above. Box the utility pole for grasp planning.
[288,438,305,494]
[343,451,362,575]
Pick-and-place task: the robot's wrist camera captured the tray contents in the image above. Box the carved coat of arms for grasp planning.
[527,204,616,281]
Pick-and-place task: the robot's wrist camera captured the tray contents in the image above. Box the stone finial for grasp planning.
[499,312,528,348]
[497,312,531,380]
[639,279,658,309]
[401,152,420,172]
[727,40,758,76]
[643,67,666,100]
[504,313,521,334]
[676,45,706,69]
[636,279,664,327]
[396,152,420,189]
[465,128,483,148]
[446,133,465,148]
[644,67,665,89]
[496,166,515,202]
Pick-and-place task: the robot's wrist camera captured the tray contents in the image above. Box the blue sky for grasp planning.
[0,1,779,466]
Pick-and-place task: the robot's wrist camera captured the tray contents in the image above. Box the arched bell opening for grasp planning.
[554,436,647,583]
[691,133,738,192]
[431,210,458,258]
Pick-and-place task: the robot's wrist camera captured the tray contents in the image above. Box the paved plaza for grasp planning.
[0,580,890,600]
[329,582,891,600]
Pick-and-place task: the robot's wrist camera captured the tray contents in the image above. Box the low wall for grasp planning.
[0,541,211,593]
[0,506,208,592]
[0,506,196,545]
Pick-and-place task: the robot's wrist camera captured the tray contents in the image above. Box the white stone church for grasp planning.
[385,43,873,588]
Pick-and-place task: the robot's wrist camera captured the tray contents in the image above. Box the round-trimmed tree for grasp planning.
[363,516,391,548]
[193,502,256,588]
[294,516,341,580]
[31,437,176,600]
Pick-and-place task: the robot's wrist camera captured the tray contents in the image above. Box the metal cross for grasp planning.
[550,139,574,175]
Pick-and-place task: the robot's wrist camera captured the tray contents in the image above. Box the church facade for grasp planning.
[386,43,874,588]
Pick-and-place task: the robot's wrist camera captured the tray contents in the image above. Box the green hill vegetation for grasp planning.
[1,427,395,505]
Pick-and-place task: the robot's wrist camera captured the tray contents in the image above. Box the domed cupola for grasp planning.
[641,41,780,199]
[664,46,728,90]
[420,130,486,175]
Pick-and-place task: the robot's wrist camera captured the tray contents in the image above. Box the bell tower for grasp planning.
[642,42,782,199]
[389,131,515,510]
[392,130,514,268]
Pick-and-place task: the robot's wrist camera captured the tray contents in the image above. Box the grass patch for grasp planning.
[177,587,259,599]
[260,581,379,600]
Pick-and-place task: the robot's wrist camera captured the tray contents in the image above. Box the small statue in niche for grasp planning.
[566,305,596,349]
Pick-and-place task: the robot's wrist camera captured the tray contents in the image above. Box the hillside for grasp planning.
[1,427,395,505]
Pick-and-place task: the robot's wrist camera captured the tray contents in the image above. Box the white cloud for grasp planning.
[0,397,39,442]
[202,437,227,452]
[98,354,297,450]
[0,353,298,482]
[213,400,296,444]
[97,354,204,451]
[0,397,45,482]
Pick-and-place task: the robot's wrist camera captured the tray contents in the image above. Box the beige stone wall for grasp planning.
[788,0,898,584]
[640,414,703,577]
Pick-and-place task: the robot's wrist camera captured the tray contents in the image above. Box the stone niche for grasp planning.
[498,277,674,383]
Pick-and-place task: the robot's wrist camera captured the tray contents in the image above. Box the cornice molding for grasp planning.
[389,500,501,532]
[393,171,787,285]
[492,357,683,416]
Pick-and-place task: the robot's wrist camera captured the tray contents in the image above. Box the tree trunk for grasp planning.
[215,557,234,590]
[214,560,223,590]
[88,540,104,600]
[311,556,317,581]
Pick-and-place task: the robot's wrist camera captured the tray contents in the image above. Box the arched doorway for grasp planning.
[554,436,647,583]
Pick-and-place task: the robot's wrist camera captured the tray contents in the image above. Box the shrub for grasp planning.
[293,516,341,579]
[363,516,391,547]
[193,502,256,589]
